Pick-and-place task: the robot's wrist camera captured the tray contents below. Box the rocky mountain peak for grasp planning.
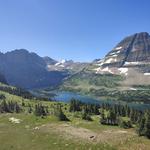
[93,32,150,76]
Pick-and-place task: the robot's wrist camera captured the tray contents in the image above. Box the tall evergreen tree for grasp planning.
[144,110,150,138]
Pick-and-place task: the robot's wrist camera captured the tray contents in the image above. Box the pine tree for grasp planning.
[109,108,117,125]
[28,104,32,113]
[15,102,21,113]
[56,106,69,121]
[34,104,47,117]
[1,99,10,112]
[100,108,106,124]
[137,115,146,136]
[144,110,150,138]
[82,109,92,121]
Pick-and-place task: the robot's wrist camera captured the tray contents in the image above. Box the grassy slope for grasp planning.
[0,86,150,150]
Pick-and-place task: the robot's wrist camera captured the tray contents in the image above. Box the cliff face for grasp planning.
[60,32,150,96]
[93,32,150,75]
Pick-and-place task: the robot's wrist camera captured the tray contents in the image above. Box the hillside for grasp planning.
[0,49,68,89]
[0,49,88,89]
[0,81,150,150]
[0,72,7,84]
[60,32,150,103]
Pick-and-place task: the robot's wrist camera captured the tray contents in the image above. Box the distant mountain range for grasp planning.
[0,49,87,89]
[60,32,150,99]
[0,32,150,91]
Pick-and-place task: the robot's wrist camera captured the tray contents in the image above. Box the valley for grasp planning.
[0,32,150,150]
[0,86,150,150]
[1,0,150,149]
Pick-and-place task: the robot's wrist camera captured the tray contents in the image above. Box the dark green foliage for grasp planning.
[100,102,150,139]
[0,94,6,100]
[28,104,33,113]
[138,110,150,138]
[0,86,34,99]
[54,104,69,121]
[145,110,150,138]
[82,109,92,121]
[34,104,48,117]
[116,90,150,103]
[57,108,69,121]
[21,100,25,106]
[0,100,22,113]
[69,99,82,112]
[100,103,144,127]
[89,74,123,88]
[119,118,132,129]
[0,86,50,101]
[69,99,100,115]
[137,115,146,136]
[100,108,118,126]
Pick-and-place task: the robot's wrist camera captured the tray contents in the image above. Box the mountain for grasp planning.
[92,32,150,75]
[0,72,7,84]
[43,56,57,65]
[60,32,150,101]
[47,59,88,73]
[0,49,88,89]
[91,32,150,86]
[0,49,67,89]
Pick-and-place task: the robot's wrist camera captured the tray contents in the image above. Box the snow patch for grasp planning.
[60,59,66,64]
[95,59,105,66]
[55,59,66,66]
[55,62,61,66]
[109,51,120,56]
[94,66,114,74]
[118,68,128,76]
[144,73,150,76]
[102,67,114,74]
[111,54,118,57]
[105,58,117,64]
[125,62,140,65]
[59,64,65,67]
[130,88,137,91]
[109,52,116,55]
[115,46,122,50]
[94,67,101,73]
[116,50,121,54]
[9,117,21,124]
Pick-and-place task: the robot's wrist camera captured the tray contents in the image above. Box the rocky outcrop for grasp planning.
[93,32,150,75]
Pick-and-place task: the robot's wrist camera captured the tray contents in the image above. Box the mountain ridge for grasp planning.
[0,49,88,89]
[92,32,150,76]
[60,32,150,99]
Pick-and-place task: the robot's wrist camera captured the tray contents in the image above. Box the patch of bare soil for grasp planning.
[38,123,136,144]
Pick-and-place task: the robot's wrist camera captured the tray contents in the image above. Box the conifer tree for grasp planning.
[144,110,150,138]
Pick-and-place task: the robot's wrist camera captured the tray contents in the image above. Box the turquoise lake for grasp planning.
[53,91,150,110]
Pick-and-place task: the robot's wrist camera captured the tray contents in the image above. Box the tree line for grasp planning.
[69,99,150,139]
[0,97,150,139]
[0,86,50,101]
[0,99,22,113]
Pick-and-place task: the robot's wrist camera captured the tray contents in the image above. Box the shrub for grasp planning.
[119,117,132,129]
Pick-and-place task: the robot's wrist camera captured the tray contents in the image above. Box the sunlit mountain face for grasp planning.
[90,32,150,86]
[60,32,150,99]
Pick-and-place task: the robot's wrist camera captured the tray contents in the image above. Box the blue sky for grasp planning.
[0,0,150,62]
